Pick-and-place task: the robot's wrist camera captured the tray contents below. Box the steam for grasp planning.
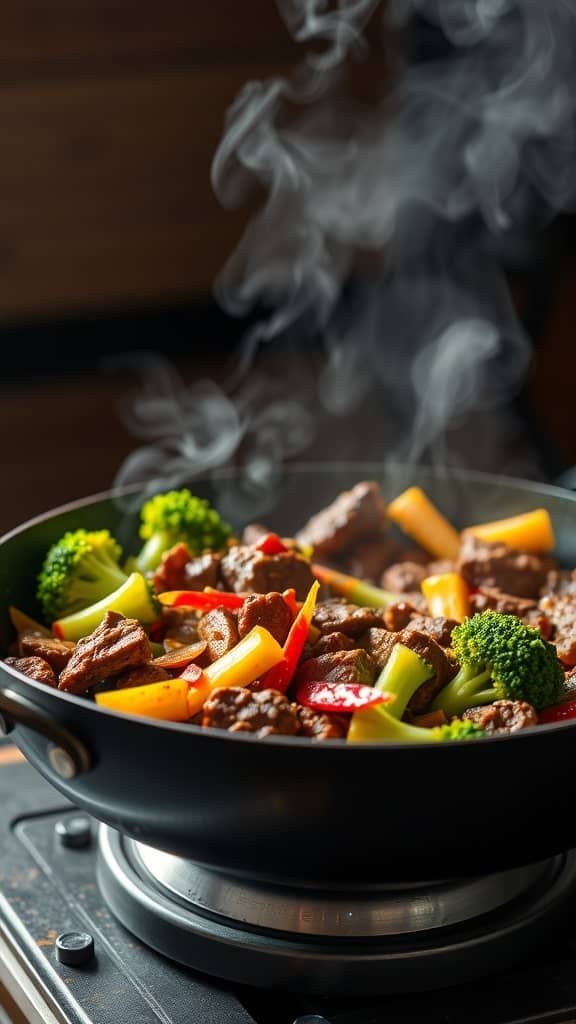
[210,0,576,474]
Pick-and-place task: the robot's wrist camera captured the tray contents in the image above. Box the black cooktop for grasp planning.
[2,747,576,1024]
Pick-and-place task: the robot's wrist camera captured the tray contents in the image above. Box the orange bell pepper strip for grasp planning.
[462,508,554,553]
[421,572,470,623]
[386,486,460,560]
[158,589,246,611]
[260,580,320,693]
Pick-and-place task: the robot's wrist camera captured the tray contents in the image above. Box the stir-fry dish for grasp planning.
[4,481,576,743]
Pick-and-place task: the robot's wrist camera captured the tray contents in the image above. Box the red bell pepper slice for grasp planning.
[538,699,576,724]
[158,590,246,611]
[281,588,299,617]
[260,580,319,693]
[254,532,290,556]
[296,680,394,713]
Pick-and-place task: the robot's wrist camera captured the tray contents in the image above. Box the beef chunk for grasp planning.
[58,611,151,694]
[311,632,355,656]
[384,601,419,631]
[221,546,315,601]
[408,709,448,729]
[463,700,538,734]
[341,535,403,583]
[538,593,576,666]
[523,608,553,640]
[402,615,458,648]
[237,593,293,646]
[470,587,537,618]
[296,481,387,559]
[541,570,576,598]
[381,561,429,594]
[18,633,75,673]
[198,607,239,663]
[312,599,384,637]
[400,629,458,714]
[562,666,576,702]
[5,655,56,687]
[152,544,222,594]
[359,628,401,670]
[297,706,349,740]
[161,608,200,645]
[114,663,170,689]
[202,687,301,737]
[294,648,377,688]
[458,534,555,598]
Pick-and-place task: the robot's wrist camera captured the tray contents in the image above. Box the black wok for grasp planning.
[1,463,575,886]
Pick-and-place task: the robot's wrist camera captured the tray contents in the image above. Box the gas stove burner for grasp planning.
[97,826,576,996]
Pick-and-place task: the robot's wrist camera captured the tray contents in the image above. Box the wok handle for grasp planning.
[0,686,91,779]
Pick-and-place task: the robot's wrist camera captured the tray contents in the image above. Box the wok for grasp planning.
[1,462,575,886]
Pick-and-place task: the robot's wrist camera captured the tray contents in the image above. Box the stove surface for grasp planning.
[2,745,576,1024]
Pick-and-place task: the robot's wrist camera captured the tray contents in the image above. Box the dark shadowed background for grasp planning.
[1,1,576,537]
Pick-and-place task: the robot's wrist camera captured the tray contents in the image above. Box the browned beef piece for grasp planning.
[311,631,355,656]
[359,628,401,670]
[237,593,293,646]
[562,666,576,701]
[463,700,538,733]
[241,523,269,545]
[341,535,403,583]
[18,633,75,673]
[312,599,384,638]
[402,615,458,648]
[381,561,428,594]
[161,608,200,645]
[384,601,418,631]
[152,543,192,592]
[152,544,222,594]
[58,611,151,694]
[114,663,170,689]
[5,655,56,687]
[541,569,576,597]
[220,546,315,601]
[383,602,456,646]
[470,587,537,617]
[400,629,458,714]
[408,709,448,728]
[202,687,301,737]
[538,593,576,666]
[296,706,349,740]
[523,609,553,640]
[294,648,377,688]
[458,534,555,598]
[296,481,387,560]
[198,607,239,663]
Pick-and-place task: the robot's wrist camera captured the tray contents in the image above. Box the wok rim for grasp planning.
[2,460,576,752]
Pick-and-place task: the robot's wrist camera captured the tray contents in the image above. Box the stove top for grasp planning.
[2,743,576,1024]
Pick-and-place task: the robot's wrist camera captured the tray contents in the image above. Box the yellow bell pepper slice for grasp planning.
[463,508,554,553]
[421,572,470,623]
[386,486,460,560]
[96,678,192,721]
[203,625,284,691]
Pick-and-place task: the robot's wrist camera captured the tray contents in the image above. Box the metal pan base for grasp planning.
[97,826,576,996]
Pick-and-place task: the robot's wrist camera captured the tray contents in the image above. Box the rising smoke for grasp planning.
[113,1,576,502]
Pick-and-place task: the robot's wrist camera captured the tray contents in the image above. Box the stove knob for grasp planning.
[54,815,92,848]
[55,932,95,967]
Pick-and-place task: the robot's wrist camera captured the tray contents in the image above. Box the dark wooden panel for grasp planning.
[0,2,296,73]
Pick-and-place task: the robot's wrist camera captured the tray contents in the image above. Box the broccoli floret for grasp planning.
[431,609,564,717]
[132,489,232,574]
[374,642,434,719]
[37,529,128,623]
[348,704,485,743]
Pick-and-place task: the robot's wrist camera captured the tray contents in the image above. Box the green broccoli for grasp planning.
[131,489,232,574]
[373,642,435,719]
[348,704,485,743]
[431,609,564,718]
[37,529,128,623]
